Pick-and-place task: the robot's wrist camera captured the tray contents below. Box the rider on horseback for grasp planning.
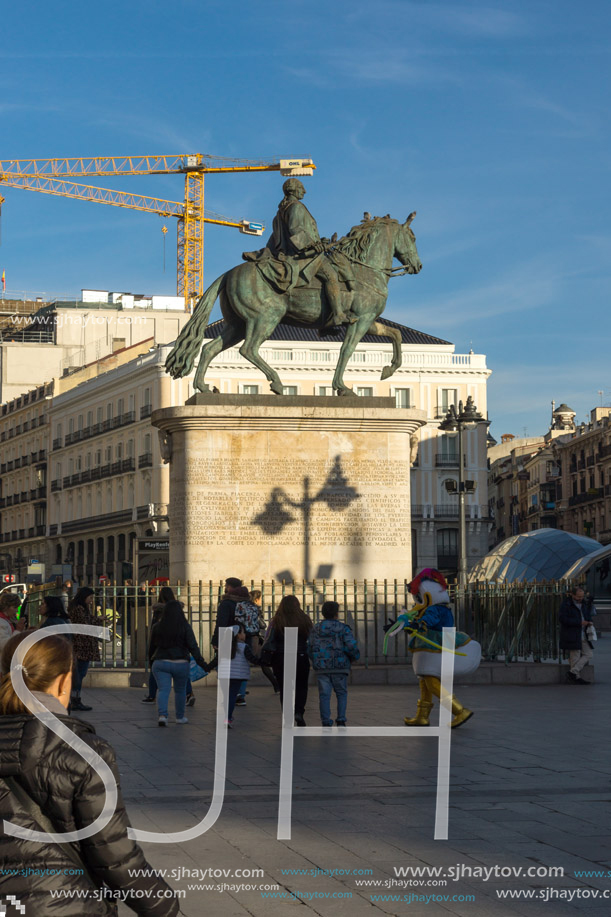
[243,178,356,327]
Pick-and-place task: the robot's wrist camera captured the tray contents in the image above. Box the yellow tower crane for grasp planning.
[0,154,315,310]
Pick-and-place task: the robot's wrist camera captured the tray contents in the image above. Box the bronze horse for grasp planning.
[166,213,422,396]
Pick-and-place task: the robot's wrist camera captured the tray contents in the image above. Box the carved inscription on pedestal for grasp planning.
[182,457,408,488]
[172,456,410,547]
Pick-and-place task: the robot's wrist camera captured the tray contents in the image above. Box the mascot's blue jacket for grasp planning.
[410,604,459,651]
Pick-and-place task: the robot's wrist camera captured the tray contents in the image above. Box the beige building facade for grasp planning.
[0,290,188,402]
[1,313,492,583]
[0,384,52,578]
[553,407,611,545]
[487,402,611,549]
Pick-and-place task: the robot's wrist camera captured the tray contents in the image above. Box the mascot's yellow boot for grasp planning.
[404,678,434,726]
[425,676,473,729]
[404,700,434,726]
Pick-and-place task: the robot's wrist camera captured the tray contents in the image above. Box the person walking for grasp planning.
[67,587,102,712]
[149,600,209,726]
[0,630,180,915]
[232,586,261,706]
[560,585,597,684]
[60,580,73,612]
[219,625,260,728]
[250,589,279,694]
[141,587,196,706]
[307,600,360,727]
[210,577,243,655]
[262,595,313,726]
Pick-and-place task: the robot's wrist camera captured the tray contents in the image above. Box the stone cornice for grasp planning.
[152,396,427,435]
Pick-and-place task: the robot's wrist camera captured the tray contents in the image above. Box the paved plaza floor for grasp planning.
[75,641,611,916]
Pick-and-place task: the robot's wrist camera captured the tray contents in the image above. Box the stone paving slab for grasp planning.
[74,640,611,916]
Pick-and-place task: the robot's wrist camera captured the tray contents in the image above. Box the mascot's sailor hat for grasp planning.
[409,568,450,606]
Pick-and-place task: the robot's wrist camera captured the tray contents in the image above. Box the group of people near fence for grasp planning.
[0,571,599,915]
[0,586,101,711]
[139,576,361,729]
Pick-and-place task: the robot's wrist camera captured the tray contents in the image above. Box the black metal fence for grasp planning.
[464,580,573,663]
[26,578,578,669]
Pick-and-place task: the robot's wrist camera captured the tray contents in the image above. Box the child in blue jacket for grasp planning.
[307,601,360,726]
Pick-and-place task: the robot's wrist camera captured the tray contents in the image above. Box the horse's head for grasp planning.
[394,212,422,274]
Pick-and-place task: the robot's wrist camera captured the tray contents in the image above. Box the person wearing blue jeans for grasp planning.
[317,672,348,726]
[73,658,91,698]
[143,588,197,706]
[148,600,209,727]
[307,600,360,727]
[152,659,190,721]
[145,671,193,703]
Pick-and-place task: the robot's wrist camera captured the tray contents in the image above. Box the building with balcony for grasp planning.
[487,403,576,545]
[157,318,492,580]
[0,289,189,403]
[47,340,171,583]
[553,406,611,545]
[0,383,52,577]
[1,313,492,583]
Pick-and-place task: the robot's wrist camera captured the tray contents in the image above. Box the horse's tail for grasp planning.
[165,273,226,376]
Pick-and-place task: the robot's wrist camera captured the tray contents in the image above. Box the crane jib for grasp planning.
[0,152,315,309]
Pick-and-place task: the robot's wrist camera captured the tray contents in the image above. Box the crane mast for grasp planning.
[0,154,316,310]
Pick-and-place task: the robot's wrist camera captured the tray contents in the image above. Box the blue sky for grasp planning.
[1,0,609,438]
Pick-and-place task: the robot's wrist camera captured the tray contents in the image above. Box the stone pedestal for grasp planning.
[152,395,426,583]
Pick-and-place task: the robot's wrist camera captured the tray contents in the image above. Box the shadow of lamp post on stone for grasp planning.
[252,456,360,581]
[438,395,489,629]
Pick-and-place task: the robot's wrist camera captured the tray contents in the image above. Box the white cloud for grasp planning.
[493,75,597,137]
[391,258,561,331]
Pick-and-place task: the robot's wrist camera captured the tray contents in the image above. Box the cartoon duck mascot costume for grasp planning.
[384,568,481,728]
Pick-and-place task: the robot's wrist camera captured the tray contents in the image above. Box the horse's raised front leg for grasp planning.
[365,320,402,380]
[193,319,244,393]
[239,318,285,395]
[332,314,378,396]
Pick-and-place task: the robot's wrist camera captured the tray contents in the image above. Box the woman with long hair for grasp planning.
[67,586,101,712]
[157,585,175,605]
[149,600,208,726]
[142,586,175,704]
[0,630,179,915]
[142,587,195,707]
[39,595,71,632]
[263,595,313,726]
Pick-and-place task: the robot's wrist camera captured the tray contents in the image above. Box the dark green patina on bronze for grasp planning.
[166,180,422,396]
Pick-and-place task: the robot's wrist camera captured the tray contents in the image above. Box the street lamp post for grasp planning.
[438,396,489,629]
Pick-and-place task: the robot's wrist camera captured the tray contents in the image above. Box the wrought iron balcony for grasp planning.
[434,453,464,467]
[568,488,604,506]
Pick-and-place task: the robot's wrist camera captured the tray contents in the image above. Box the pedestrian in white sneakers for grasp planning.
[149,601,209,725]
[560,586,596,685]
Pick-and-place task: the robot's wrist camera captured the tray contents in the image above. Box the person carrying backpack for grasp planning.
[307,601,360,727]
[233,588,263,706]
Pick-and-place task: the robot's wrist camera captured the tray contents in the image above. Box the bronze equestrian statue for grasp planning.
[165,183,422,396]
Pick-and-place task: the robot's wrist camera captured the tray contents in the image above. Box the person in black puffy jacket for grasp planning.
[0,630,180,916]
